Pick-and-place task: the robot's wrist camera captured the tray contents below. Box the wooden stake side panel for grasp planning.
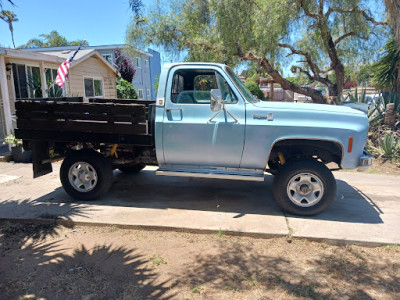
[16,100,147,135]
[89,98,156,120]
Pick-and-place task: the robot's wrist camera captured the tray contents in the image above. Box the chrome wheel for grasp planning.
[286,173,324,207]
[68,162,98,192]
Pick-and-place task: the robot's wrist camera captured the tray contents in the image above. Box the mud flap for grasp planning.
[31,141,52,178]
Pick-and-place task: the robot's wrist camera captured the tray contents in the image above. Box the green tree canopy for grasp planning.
[22,30,88,48]
[127,0,389,103]
[245,80,265,100]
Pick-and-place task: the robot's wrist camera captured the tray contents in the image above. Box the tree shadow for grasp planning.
[95,170,383,224]
[0,222,175,299]
[0,197,90,222]
[178,240,400,299]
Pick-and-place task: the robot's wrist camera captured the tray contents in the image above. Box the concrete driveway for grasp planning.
[0,162,399,246]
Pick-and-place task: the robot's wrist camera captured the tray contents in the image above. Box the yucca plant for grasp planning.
[379,132,400,159]
[27,75,42,98]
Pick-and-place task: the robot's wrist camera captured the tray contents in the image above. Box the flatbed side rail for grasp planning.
[14,129,153,146]
[18,97,84,103]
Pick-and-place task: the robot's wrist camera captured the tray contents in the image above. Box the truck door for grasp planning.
[162,66,245,168]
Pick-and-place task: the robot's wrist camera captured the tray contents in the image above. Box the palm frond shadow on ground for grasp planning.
[0,197,90,222]
[0,200,175,300]
[179,240,400,299]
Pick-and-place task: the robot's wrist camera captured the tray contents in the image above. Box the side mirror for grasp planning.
[210,89,223,112]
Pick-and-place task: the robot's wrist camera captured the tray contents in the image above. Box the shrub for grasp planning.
[116,78,138,99]
[245,80,265,100]
[4,131,22,146]
[114,49,136,83]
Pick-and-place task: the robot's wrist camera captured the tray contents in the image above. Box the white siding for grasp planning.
[67,56,117,100]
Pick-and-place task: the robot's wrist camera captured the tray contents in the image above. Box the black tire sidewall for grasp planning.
[60,151,112,200]
[273,160,336,216]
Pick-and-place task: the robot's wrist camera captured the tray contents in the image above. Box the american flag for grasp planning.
[55,46,80,88]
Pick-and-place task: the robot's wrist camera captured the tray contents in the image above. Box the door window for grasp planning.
[170,69,237,104]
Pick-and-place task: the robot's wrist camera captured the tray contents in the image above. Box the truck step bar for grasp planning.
[155,167,265,181]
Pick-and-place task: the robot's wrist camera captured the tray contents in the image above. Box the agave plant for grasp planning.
[379,132,400,159]
[346,88,368,103]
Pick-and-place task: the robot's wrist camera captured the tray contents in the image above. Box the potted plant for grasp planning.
[4,132,30,163]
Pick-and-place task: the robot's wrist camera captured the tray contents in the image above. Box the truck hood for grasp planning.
[251,101,365,115]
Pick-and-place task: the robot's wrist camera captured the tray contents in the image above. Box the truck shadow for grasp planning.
[92,169,383,224]
[5,168,383,225]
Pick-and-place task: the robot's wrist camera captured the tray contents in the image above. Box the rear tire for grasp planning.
[60,150,112,200]
[118,164,145,174]
[272,159,336,216]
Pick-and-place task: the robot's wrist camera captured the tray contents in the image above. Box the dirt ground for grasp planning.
[365,158,400,175]
[0,223,399,300]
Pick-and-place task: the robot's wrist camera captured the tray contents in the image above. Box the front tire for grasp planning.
[60,150,112,200]
[272,159,336,216]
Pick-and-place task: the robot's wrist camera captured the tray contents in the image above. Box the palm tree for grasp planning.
[23,30,89,48]
[0,10,18,48]
[384,0,400,50]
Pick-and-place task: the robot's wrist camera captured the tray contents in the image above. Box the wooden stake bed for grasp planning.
[15,98,155,146]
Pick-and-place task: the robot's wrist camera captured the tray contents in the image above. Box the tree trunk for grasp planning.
[241,53,327,104]
[384,103,396,127]
[327,84,340,104]
[11,31,15,48]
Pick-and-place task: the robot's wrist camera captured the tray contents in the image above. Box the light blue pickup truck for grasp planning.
[16,62,372,216]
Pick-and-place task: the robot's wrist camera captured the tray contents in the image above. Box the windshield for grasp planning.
[225,66,257,103]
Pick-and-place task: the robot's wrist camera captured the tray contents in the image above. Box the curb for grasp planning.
[1,217,397,248]
[0,217,286,239]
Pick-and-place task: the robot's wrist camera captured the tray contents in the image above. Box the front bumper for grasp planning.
[358,150,373,172]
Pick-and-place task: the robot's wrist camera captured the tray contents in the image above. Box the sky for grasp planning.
[0,0,389,76]
[0,0,144,48]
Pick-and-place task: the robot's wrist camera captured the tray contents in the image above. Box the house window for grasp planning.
[12,64,42,99]
[102,54,113,64]
[45,68,63,97]
[12,64,28,99]
[136,57,141,68]
[138,89,144,99]
[26,66,42,98]
[84,77,103,98]
[147,89,151,99]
